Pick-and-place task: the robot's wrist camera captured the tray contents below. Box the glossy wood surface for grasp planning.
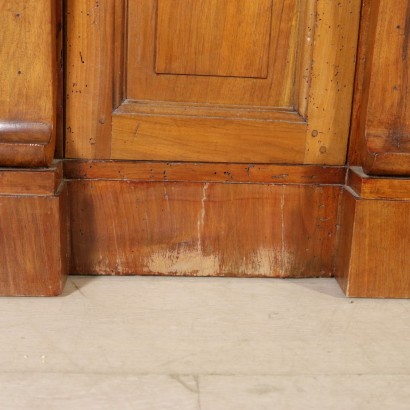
[349,0,410,175]
[0,170,69,296]
[0,161,63,196]
[303,0,361,165]
[66,0,360,165]
[335,187,410,298]
[0,0,61,167]
[156,0,273,78]
[348,167,410,200]
[127,0,297,106]
[111,113,307,163]
[65,0,116,159]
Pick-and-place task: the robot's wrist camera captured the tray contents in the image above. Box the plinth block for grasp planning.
[336,167,410,298]
[0,161,69,296]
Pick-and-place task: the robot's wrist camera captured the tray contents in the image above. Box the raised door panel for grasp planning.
[127,0,297,106]
[155,0,272,78]
[66,0,361,164]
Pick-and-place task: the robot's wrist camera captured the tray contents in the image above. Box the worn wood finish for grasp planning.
[66,0,360,165]
[68,176,342,278]
[0,0,61,167]
[0,165,69,296]
[335,186,410,298]
[65,0,116,158]
[304,0,361,165]
[349,0,410,175]
[64,160,346,185]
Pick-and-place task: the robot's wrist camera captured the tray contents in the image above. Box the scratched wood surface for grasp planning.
[303,0,361,165]
[68,179,342,278]
[66,0,360,165]
[64,160,346,185]
[65,0,117,158]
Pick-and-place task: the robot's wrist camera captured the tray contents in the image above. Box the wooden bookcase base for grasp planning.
[0,161,408,298]
[65,161,345,278]
[335,168,410,298]
[0,162,69,296]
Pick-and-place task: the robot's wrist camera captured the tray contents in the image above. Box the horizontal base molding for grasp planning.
[0,161,69,296]
[67,161,344,278]
[1,160,409,298]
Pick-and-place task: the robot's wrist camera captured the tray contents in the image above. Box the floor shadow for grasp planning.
[287,277,347,299]
[60,275,98,297]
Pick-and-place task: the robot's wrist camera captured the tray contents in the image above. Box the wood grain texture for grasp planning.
[115,100,301,122]
[349,0,410,175]
[295,0,315,118]
[335,188,410,298]
[0,161,63,196]
[127,0,298,107]
[68,179,342,278]
[64,160,346,185]
[0,0,60,167]
[304,0,361,165]
[65,0,116,158]
[348,167,410,200]
[66,0,360,166]
[282,185,342,277]
[156,0,273,78]
[0,181,69,296]
[111,113,307,163]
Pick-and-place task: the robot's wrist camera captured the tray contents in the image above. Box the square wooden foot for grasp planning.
[335,167,410,298]
[0,162,69,296]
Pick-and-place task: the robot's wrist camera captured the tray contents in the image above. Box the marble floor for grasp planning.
[0,276,409,409]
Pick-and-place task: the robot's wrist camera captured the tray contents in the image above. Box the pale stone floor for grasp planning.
[0,276,409,409]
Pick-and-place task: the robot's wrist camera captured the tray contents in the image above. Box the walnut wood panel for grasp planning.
[348,167,410,201]
[121,0,360,164]
[68,177,342,277]
[65,0,120,158]
[127,0,298,107]
[282,185,342,277]
[0,161,63,196]
[116,100,301,122]
[66,0,360,165]
[111,112,307,163]
[0,0,61,167]
[349,0,410,175]
[64,160,346,185]
[303,0,361,165]
[335,187,410,298]
[155,0,272,78]
[0,179,69,296]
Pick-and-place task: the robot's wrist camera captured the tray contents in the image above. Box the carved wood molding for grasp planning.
[0,0,62,167]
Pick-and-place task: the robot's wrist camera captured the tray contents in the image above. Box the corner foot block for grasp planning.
[335,167,410,298]
[0,161,69,296]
